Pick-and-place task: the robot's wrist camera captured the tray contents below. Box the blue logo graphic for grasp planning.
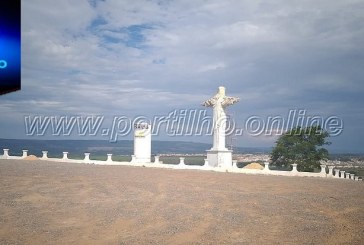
[0,0,20,95]
[0,60,7,69]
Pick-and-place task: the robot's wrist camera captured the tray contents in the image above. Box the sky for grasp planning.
[0,0,364,153]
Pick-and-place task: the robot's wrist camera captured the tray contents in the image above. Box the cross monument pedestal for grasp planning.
[203,86,239,169]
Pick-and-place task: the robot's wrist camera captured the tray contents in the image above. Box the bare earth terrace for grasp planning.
[0,159,363,244]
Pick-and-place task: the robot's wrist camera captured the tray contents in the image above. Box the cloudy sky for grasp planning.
[1,0,364,152]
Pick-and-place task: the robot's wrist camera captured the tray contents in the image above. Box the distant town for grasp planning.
[160,153,364,168]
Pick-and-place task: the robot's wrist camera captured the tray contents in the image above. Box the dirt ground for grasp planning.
[0,160,363,244]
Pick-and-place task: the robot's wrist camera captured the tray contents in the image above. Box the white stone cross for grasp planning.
[202,86,239,151]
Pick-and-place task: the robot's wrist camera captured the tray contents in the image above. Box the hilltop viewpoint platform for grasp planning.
[0,159,363,244]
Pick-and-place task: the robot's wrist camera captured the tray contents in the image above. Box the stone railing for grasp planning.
[225,161,362,181]
[0,149,362,181]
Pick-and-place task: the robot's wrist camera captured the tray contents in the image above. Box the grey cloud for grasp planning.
[0,0,363,152]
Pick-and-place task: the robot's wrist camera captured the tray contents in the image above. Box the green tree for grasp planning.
[270,125,330,172]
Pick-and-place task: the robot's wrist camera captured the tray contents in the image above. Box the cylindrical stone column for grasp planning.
[328,166,334,176]
[107,154,113,162]
[350,174,355,180]
[320,165,327,177]
[204,159,209,167]
[179,157,185,165]
[232,160,238,168]
[291,163,298,172]
[22,150,28,158]
[62,152,68,160]
[264,162,270,171]
[42,151,48,159]
[154,155,160,164]
[334,169,340,178]
[3,149,9,159]
[340,171,345,179]
[84,153,90,163]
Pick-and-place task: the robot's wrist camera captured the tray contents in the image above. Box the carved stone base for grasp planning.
[206,149,232,169]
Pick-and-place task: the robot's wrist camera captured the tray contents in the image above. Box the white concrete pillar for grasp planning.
[291,163,298,172]
[84,153,90,163]
[340,171,345,179]
[345,173,350,179]
[320,165,327,177]
[204,159,209,167]
[22,150,28,158]
[134,123,151,163]
[334,169,340,178]
[264,162,270,171]
[179,157,185,165]
[42,151,48,159]
[232,160,238,168]
[131,155,136,163]
[62,152,68,160]
[350,174,355,180]
[328,166,334,177]
[107,154,113,162]
[354,176,359,181]
[3,149,9,159]
[154,155,160,164]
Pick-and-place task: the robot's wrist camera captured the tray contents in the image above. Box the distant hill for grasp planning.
[0,138,271,157]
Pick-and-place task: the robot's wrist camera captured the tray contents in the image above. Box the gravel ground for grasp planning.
[0,159,363,244]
